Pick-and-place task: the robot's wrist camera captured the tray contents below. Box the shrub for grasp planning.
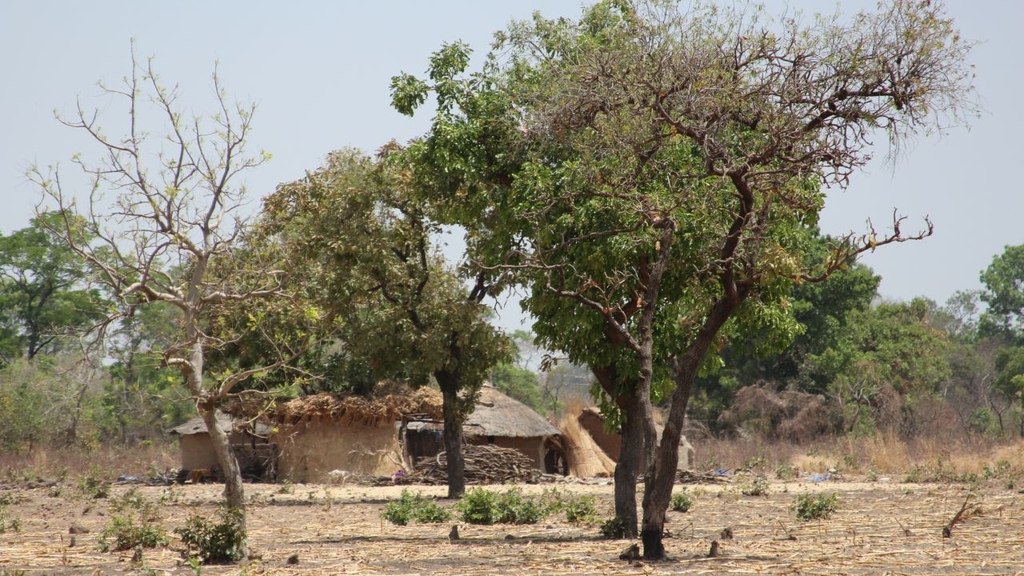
[561,493,598,524]
[99,516,167,552]
[458,488,550,525]
[495,488,548,524]
[98,489,167,552]
[175,507,246,564]
[78,465,110,499]
[599,516,630,539]
[742,475,770,496]
[794,492,839,521]
[0,505,21,533]
[670,490,693,512]
[458,488,498,525]
[775,464,797,481]
[381,490,451,526]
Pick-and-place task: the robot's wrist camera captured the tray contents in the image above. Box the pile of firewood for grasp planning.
[408,444,541,485]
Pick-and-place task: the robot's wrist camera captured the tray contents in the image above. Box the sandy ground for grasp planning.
[2,477,1023,575]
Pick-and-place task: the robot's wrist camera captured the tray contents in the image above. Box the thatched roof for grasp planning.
[460,385,559,439]
[268,382,443,427]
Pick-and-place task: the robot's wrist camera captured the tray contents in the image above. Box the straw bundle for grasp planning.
[558,407,616,477]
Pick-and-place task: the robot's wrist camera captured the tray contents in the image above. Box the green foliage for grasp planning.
[457,488,498,525]
[775,464,798,481]
[175,507,247,565]
[670,491,693,513]
[794,493,839,521]
[78,465,111,499]
[490,361,544,414]
[99,490,167,552]
[742,475,770,497]
[541,488,597,524]
[599,516,630,539]
[457,488,551,525]
[0,211,104,363]
[980,245,1024,338]
[0,505,21,533]
[381,490,452,526]
[560,493,598,524]
[799,298,955,435]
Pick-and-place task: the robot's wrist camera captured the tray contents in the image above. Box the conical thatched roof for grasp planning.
[462,385,559,438]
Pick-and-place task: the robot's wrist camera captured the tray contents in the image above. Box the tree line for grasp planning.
[8,0,984,561]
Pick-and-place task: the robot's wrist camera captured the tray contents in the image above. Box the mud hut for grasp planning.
[269,384,440,484]
[405,385,561,472]
[168,412,276,480]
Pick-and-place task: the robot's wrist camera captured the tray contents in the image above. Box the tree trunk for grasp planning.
[641,301,734,560]
[187,339,247,552]
[438,374,466,499]
[592,365,658,539]
[612,395,643,538]
[199,405,247,516]
[640,374,690,560]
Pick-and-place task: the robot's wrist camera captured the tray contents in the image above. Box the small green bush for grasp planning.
[99,515,168,552]
[78,465,110,499]
[98,488,167,552]
[496,489,547,524]
[794,492,839,521]
[775,464,797,481]
[561,493,598,524]
[742,475,770,496]
[670,490,693,512]
[381,490,451,526]
[458,488,550,525]
[175,507,246,565]
[0,505,21,533]
[599,516,630,539]
[458,488,498,525]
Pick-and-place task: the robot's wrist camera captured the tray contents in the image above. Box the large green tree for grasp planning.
[980,245,1024,339]
[395,0,974,558]
[260,148,512,498]
[0,212,104,363]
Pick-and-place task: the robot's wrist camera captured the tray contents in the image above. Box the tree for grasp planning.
[0,212,104,363]
[980,245,1024,339]
[260,148,512,498]
[395,0,975,558]
[31,46,294,548]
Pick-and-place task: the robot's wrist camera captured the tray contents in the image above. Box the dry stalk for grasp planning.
[942,492,981,538]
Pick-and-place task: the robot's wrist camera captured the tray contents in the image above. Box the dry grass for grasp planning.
[2,472,1024,574]
[4,436,1024,574]
[0,442,179,484]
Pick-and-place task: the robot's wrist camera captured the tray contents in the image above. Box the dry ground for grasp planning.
[2,476,1023,575]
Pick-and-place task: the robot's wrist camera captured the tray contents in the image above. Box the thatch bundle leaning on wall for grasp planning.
[558,406,616,477]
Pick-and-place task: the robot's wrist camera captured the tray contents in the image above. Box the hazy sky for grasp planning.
[2,1,1021,331]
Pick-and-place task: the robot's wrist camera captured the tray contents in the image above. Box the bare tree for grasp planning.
[31,45,295,544]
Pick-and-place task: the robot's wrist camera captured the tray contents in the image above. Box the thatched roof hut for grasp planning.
[406,385,561,472]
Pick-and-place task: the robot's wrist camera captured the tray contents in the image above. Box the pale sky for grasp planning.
[2,1,1021,331]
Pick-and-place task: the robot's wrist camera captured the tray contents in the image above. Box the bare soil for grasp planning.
[2,476,1023,575]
